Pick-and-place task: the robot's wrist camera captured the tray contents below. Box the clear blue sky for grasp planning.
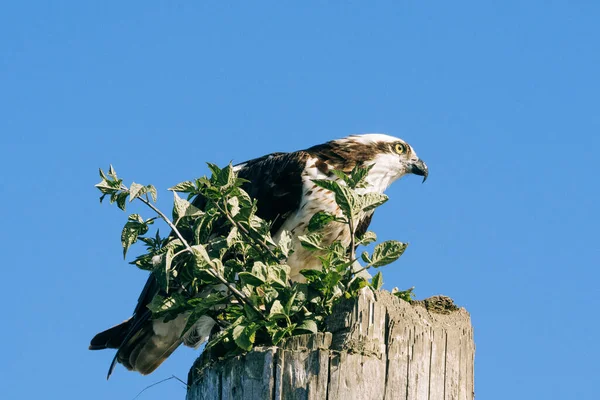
[1,2,598,399]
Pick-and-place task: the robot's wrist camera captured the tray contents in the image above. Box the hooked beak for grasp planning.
[410,159,428,183]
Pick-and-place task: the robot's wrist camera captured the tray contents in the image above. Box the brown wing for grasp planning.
[235,151,309,233]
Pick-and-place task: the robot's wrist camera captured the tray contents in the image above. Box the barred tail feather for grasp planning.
[89,319,132,350]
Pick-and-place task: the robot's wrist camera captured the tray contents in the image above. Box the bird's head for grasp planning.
[317,133,428,192]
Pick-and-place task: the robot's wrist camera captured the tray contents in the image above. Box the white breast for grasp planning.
[273,157,374,281]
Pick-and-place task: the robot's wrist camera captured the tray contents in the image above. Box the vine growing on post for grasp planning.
[95,163,415,357]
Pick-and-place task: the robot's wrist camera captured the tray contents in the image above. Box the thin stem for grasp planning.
[343,256,368,291]
[139,196,189,250]
[132,375,187,400]
[172,248,189,259]
[348,215,356,262]
[351,264,372,278]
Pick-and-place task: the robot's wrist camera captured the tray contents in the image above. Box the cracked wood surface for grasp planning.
[187,290,474,400]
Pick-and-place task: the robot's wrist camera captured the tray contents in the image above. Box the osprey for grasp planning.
[89,133,428,378]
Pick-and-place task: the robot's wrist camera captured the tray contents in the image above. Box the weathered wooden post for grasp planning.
[187,290,474,400]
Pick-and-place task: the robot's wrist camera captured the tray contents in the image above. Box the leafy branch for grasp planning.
[96,165,262,317]
[95,163,413,358]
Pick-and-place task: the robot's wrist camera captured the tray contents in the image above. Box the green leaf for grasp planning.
[183,293,228,334]
[146,185,157,202]
[266,264,290,288]
[233,323,260,351]
[194,209,217,244]
[357,231,377,246]
[251,262,269,282]
[182,308,207,337]
[187,292,227,309]
[173,192,204,218]
[331,169,351,185]
[361,251,371,264]
[232,324,254,351]
[295,319,318,334]
[350,276,369,292]
[300,269,322,281]
[327,241,346,258]
[95,166,123,196]
[226,226,239,247]
[348,164,374,188]
[191,244,212,267]
[359,192,388,212]
[129,182,145,202]
[269,300,286,319]
[121,214,148,258]
[228,197,240,217]
[99,167,108,181]
[207,162,238,189]
[243,303,262,320]
[308,211,335,232]
[235,188,254,211]
[371,271,383,290]
[223,163,237,188]
[206,162,222,179]
[313,180,358,220]
[272,328,287,345]
[115,192,128,211]
[369,240,408,267]
[238,272,266,286]
[335,184,360,219]
[108,165,117,179]
[311,179,337,192]
[196,176,211,188]
[169,181,196,193]
[262,286,280,305]
[146,292,187,320]
[298,233,323,251]
[284,292,297,315]
[164,247,174,291]
[146,294,168,314]
[95,180,116,195]
[277,230,293,257]
[392,286,415,303]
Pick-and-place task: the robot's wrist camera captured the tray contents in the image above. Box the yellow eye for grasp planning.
[394,143,406,154]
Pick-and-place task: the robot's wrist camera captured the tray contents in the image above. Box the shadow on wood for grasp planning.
[187,290,474,400]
